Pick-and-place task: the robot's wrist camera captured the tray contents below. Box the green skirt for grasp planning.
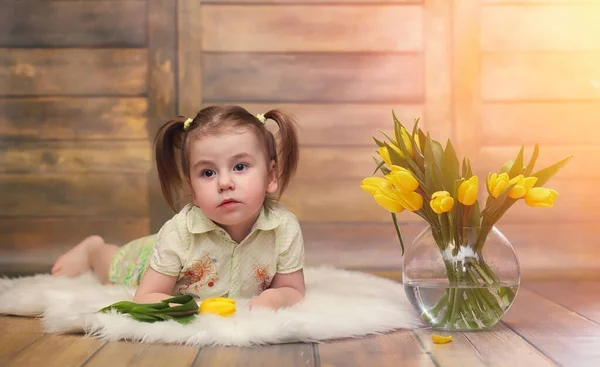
[107,234,157,287]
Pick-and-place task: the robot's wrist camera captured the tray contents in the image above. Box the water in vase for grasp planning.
[404,281,520,330]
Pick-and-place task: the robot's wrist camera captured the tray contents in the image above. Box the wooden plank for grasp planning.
[0,316,44,365]
[85,341,198,367]
[178,0,203,117]
[205,0,421,3]
[0,49,147,96]
[302,222,419,269]
[484,0,599,3]
[499,223,600,280]
[281,178,422,223]
[424,0,452,143]
[414,324,555,366]
[219,103,424,146]
[482,52,600,101]
[0,173,148,217]
[0,217,150,253]
[296,147,375,180]
[502,288,600,366]
[526,281,600,323]
[148,0,178,233]
[203,53,424,103]
[478,145,600,179]
[302,222,600,279]
[452,1,481,159]
[0,141,151,173]
[0,1,146,47]
[318,330,435,366]
[202,5,422,52]
[482,5,600,51]
[2,334,106,367]
[193,343,316,366]
[0,98,148,140]
[482,102,600,145]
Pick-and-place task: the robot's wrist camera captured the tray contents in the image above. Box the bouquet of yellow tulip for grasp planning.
[361,113,571,329]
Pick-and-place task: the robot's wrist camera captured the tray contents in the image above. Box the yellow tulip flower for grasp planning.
[396,190,424,211]
[507,174,538,199]
[377,147,392,167]
[430,191,454,214]
[387,165,419,193]
[360,177,404,213]
[525,187,559,208]
[487,172,510,198]
[457,176,478,205]
[199,297,236,317]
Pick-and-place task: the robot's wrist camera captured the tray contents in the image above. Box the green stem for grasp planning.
[391,213,405,255]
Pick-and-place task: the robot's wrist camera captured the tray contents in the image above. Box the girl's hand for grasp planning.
[248,290,281,310]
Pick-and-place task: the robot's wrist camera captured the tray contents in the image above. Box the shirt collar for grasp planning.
[187,205,281,234]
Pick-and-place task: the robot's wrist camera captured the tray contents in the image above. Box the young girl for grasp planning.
[51,105,305,310]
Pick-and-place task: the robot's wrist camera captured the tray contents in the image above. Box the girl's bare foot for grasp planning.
[51,235,104,277]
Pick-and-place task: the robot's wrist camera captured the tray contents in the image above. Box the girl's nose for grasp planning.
[218,173,235,192]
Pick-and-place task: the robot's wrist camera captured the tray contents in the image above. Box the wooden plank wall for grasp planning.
[1,0,598,279]
[0,1,177,271]
[455,0,600,278]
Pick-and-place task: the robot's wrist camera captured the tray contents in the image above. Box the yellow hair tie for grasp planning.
[183,118,193,131]
[255,114,266,124]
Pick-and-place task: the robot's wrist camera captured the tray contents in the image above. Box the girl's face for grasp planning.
[187,129,278,238]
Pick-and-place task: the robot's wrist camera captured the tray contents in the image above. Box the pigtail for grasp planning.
[264,109,300,197]
[154,116,188,211]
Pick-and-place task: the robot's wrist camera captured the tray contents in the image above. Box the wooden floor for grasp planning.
[1,281,599,367]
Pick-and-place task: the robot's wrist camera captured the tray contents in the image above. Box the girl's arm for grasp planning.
[133,267,178,304]
[249,269,305,310]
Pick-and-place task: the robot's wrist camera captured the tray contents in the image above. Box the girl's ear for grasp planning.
[266,160,278,194]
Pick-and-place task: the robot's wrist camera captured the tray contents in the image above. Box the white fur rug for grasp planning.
[0,266,421,346]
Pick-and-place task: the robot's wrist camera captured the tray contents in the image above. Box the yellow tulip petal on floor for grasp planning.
[432,334,453,344]
[199,297,237,317]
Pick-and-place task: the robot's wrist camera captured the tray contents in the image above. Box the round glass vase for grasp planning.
[403,225,520,331]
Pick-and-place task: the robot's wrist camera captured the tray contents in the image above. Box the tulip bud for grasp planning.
[487,172,510,198]
[457,176,478,205]
[525,187,559,208]
[430,191,455,214]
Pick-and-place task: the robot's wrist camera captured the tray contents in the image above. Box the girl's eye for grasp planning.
[234,163,248,172]
[201,169,216,178]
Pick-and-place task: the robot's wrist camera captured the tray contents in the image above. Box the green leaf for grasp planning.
[531,155,573,187]
[385,142,424,182]
[524,143,540,176]
[424,133,443,192]
[442,139,460,192]
[372,157,387,175]
[499,160,514,174]
[384,142,410,170]
[410,118,425,170]
[373,137,385,148]
[378,130,396,146]
[508,145,524,178]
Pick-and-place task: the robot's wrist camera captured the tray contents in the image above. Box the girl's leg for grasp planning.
[51,235,119,284]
